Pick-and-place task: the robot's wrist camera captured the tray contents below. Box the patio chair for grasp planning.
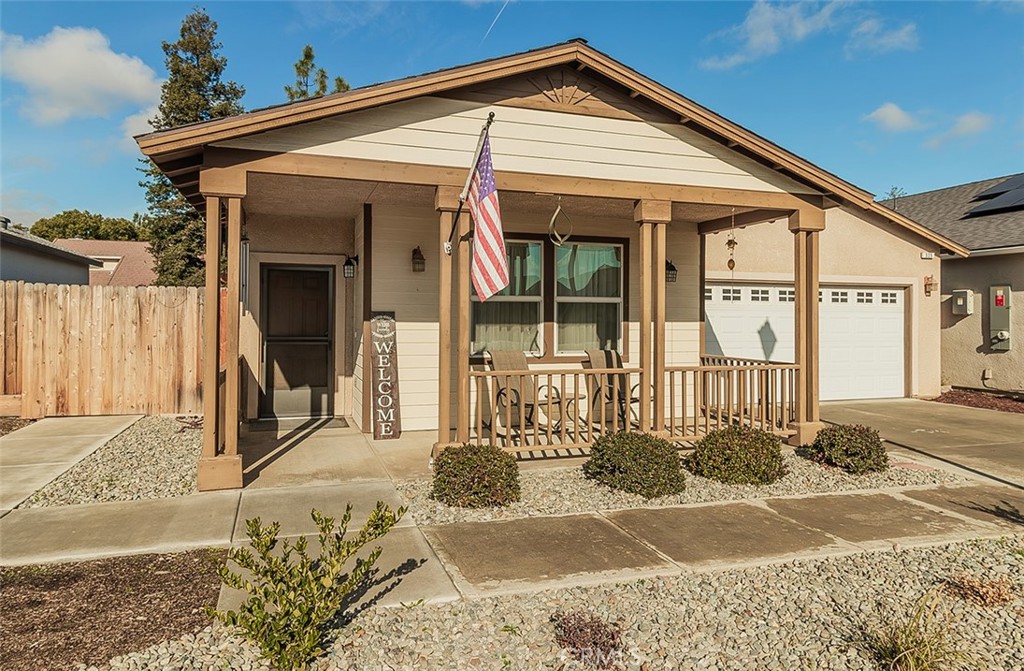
[487,350,583,443]
[584,349,642,431]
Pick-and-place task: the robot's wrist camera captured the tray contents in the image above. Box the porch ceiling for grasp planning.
[245,172,761,225]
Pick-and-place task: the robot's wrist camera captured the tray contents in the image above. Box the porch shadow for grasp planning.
[239,418,332,487]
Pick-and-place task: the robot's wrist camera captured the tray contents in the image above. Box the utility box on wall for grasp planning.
[951,289,974,315]
[989,285,1012,351]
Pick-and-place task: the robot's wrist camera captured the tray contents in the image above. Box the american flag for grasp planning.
[466,130,508,301]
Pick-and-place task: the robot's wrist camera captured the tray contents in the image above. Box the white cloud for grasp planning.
[863,102,922,132]
[0,27,161,125]
[925,112,994,148]
[844,18,918,58]
[0,188,58,227]
[120,104,158,151]
[700,1,844,70]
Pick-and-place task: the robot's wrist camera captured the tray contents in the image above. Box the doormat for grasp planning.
[248,417,349,432]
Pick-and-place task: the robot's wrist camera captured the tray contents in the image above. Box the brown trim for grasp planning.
[224,197,242,456]
[202,196,221,458]
[436,208,454,445]
[361,203,373,433]
[653,221,667,431]
[637,220,653,431]
[698,234,707,352]
[456,212,472,443]
[699,208,793,235]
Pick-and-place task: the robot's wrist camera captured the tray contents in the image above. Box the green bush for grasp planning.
[582,431,685,499]
[688,425,787,485]
[210,502,405,671]
[811,424,889,474]
[431,443,521,508]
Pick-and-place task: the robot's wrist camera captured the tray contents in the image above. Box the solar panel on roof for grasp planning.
[966,185,1024,216]
[973,174,1024,200]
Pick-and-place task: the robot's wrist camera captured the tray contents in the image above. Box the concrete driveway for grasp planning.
[822,399,1024,488]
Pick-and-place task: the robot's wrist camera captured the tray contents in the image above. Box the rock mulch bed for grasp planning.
[933,389,1024,414]
[396,453,966,526]
[0,417,34,437]
[100,537,1023,670]
[0,549,225,671]
[19,416,202,508]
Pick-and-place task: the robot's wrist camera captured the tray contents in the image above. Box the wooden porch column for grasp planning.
[198,194,242,490]
[653,220,668,433]
[789,208,825,446]
[434,188,459,449]
[455,209,472,443]
[634,200,671,433]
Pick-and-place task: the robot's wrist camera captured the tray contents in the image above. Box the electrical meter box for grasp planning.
[989,285,1012,351]
[951,289,973,315]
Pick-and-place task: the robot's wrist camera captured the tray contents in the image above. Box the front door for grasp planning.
[260,266,333,418]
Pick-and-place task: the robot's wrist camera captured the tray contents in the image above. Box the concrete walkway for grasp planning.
[0,415,141,515]
[823,399,1024,488]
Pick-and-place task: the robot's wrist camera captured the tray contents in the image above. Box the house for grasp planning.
[888,175,1023,394]
[53,239,158,287]
[136,40,967,490]
[0,220,100,284]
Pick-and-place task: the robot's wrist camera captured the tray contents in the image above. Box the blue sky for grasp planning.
[1,1,1022,226]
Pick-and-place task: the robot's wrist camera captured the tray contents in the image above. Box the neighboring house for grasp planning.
[136,40,967,490]
[53,239,157,287]
[889,174,1024,394]
[0,221,99,284]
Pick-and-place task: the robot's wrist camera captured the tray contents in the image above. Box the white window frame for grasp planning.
[751,288,770,302]
[778,288,795,302]
[856,291,873,304]
[722,287,741,302]
[470,239,544,356]
[553,241,625,356]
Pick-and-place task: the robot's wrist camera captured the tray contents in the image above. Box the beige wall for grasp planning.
[361,202,702,433]
[705,205,944,397]
[240,212,355,420]
[940,253,1024,392]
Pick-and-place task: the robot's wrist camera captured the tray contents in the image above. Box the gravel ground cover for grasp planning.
[0,417,34,436]
[933,389,1024,414]
[396,453,966,526]
[97,536,1023,670]
[0,549,224,671]
[19,415,202,508]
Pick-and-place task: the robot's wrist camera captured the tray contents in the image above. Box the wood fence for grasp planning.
[0,281,204,417]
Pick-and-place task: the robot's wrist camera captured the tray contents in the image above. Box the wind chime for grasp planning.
[548,195,573,246]
[726,206,738,277]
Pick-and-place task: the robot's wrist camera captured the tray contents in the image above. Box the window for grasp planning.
[722,287,741,301]
[470,238,626,357]
[778,289,795,302]
[856,291,873,304]
[831,290,848,303]
[471,241,543,355]
[92,255,122,272]
[881,291,898,304]
[818,290,823,302]
[751,288,769,302]
[704,287,713,302]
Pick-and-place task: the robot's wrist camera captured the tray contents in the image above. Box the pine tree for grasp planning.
[284,44,350,101]
[140,7,244,286]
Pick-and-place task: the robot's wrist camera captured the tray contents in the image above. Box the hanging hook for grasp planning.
[549,195,573,246]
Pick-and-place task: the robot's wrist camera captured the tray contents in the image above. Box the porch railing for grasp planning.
[467,362,799,454]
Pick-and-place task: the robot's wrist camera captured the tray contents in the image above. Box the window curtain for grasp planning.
[557,303,620,351]
[556,245,621,297]
[471,302,540,354]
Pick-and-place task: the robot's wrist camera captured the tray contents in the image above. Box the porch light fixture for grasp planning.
[665,260,678,283]
[411,246,426,273]
[342,255,359,279]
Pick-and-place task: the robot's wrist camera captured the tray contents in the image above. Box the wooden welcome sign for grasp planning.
[370,311,401,439]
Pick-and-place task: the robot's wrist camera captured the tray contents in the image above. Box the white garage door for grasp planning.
[704,283,905,400]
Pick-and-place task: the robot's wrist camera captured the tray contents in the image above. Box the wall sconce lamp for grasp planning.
[411,246,426,273]
[924,274,937,296]
[342,255,359,279]
[665,260,678,283]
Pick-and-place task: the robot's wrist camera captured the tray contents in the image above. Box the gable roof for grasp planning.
[884,174,1024,252]
[54,239,158,286]
[137,39,968,257]
[0,226,101,267]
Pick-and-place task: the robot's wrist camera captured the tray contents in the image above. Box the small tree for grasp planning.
[139,7,245,286]
[284,44,350,101]
[30,209,141,241]
[886,185,907,210]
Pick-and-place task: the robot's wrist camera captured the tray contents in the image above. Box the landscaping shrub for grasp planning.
[867,590,976,671]
[688,425,787,485]
[551,610,623,669]
[810,424,889,474]
[582,431,685,499]
[210,502,405,671]
[431,443,521,508]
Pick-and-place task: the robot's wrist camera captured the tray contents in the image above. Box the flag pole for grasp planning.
[444,112,495,255]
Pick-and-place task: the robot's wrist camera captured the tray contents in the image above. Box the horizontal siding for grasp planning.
[216,96,817,195]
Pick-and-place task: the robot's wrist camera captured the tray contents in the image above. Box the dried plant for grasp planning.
[551,610,623,669]
[868,590,977,671]
[942,573,1015,608]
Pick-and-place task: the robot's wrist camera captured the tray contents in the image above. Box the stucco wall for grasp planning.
[0,245,91,284]
[240,213,355,420]
[704,205,944,397]
[940,253,1024,392]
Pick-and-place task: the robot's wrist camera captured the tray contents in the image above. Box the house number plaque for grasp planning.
[370,311,402,439]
